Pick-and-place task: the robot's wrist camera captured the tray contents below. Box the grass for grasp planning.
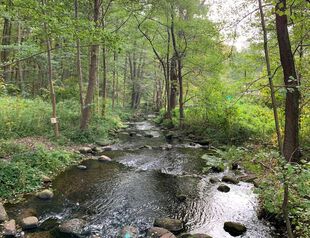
[0,96,132,200]
[0,142,81,199]
[0,96,128,143]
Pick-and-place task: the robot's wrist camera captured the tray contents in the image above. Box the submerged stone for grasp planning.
[58,218,86,237]
[222,176,239,184]
[179,234,212,238]
[223,221,247,236]
[119,226,139,238]
[217,184,230,193]
[176,194,187,202]
[154,218,183,233]
[77,165,87,170]
[147,227,176,238]
[209,177,220,183]
[39,217,60,231]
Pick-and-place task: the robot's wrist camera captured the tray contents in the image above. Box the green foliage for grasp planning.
[0,144,79,199]
[258,158,310,238]
[217,145,310,238]
[0,140,28,159]
[201,153,225,173]
[0,97,123,143]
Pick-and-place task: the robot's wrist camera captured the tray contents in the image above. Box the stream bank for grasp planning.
[1,116,279,238]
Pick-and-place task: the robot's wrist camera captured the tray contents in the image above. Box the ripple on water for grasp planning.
[5,119,276,238]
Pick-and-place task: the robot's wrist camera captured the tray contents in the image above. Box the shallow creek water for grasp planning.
[6,117,277,238]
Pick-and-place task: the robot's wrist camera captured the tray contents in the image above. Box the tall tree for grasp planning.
[258,0,282,154]
[75,0,84,117]
[1,0,12,82]
[275,0,301,162]
[80,0,102,130]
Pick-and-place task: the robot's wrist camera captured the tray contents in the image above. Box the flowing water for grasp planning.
[6,117,277,238]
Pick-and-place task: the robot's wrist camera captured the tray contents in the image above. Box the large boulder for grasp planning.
[217,184,230,193]
[119,226,139,238]
[58,218,86,237]
[222,176,239,185]
[147,227,176,238]
[179,234,212,238]
[21,216,39,230]
[223,222,247,236]
[154,218,183,233]
[0,202,8,222]
[37,189,54,200]
[3,219,16,236]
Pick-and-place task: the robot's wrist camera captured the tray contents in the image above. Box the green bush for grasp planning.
[0,145,79,198]
[0,97,125,143]
[155,101,277,144]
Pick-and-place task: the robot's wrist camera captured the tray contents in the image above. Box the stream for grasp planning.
[5,116,277,238]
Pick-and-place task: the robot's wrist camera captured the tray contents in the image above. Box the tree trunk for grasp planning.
[112,51,116,109]
[275,0,300,162]
[46,36,60,137]
[170,54,178,110]
[123,56,127,108]
[75,0,84,117]
[1,0,12,82]
[80,0,101,130]
[17,21,24,93]
[102,44,107,116]
[170,10,185,127]
[177,58,184,127]
[165,27,172,119]
[258,0,282,154]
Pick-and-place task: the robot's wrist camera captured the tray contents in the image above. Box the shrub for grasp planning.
[0,145,79,198]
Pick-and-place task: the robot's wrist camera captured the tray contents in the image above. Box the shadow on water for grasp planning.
[6,119,277,238]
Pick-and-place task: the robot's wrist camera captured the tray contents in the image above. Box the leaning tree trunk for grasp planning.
[275,1,299,238]
[80,0,101,130]
[275,0,300,162]
[258,0,282,154]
